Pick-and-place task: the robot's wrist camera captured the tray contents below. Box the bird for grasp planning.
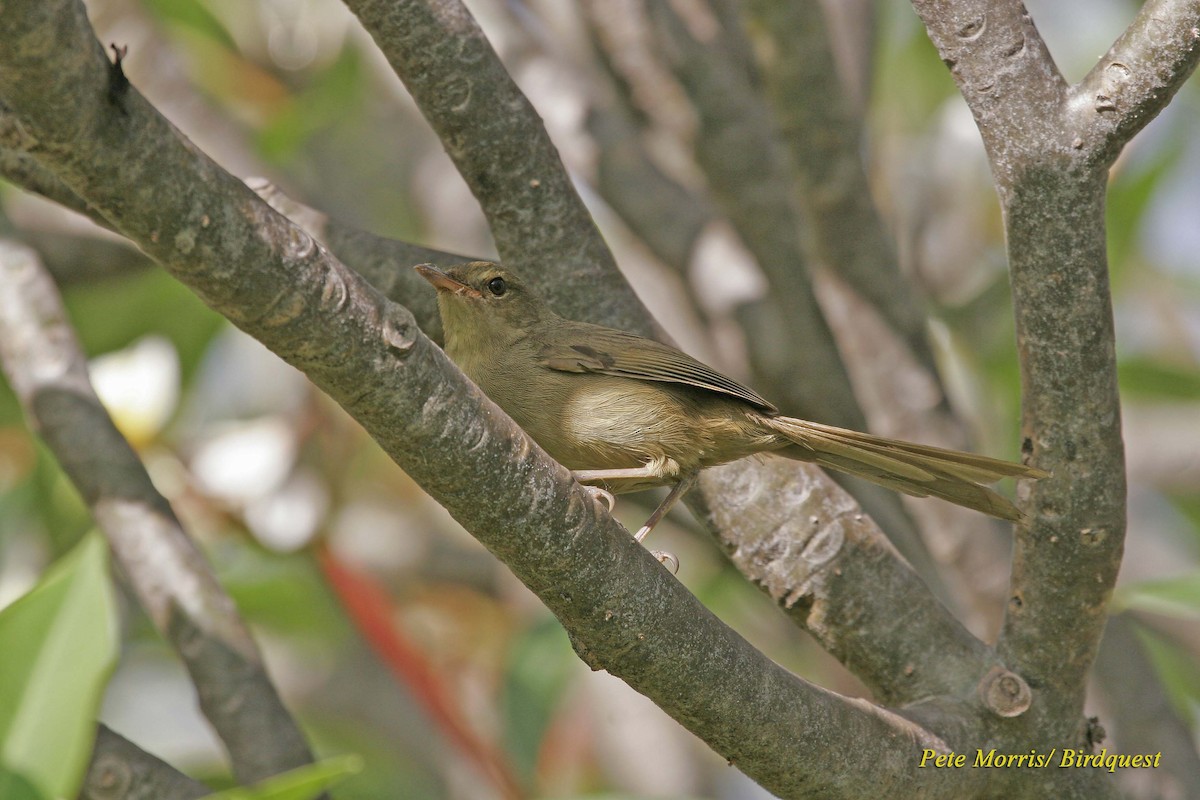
[417,261,1045,546]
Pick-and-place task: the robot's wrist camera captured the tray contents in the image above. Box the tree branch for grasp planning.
[0,3,977,795]
[698,459,990,706]
[252,181,999,706]
[1070,0,1200,168]
[911,0,1200,755]
[79,725,210,800]
[646,0,864,431]
[743,0,941,383]
[0,240,316,785]
[647,0,946,582]
[340,0,655,335]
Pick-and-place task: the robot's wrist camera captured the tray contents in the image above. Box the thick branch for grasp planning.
[699,460,989,706]
[249,179,469,345]
[0,240,315,785]
[340,0,655,335]
[0,4,972,796]
[909,0,1198,756]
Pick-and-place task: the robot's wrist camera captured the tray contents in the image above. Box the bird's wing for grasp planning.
[536,324,778,413]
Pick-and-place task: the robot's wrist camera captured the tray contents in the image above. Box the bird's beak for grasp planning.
[415,264,481,298]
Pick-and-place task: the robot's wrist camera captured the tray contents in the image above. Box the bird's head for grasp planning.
[416,261,552,344]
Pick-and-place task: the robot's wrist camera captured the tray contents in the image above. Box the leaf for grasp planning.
[1112,572,1200,619]
[140,0,240,51]
[1107,138,1183,282]
[1131,623,1200,717]
[501,619,575,781]
[198,754,363,800]
[1116,357,1200,401]
[0,533,118,800]
[257,46,365,162]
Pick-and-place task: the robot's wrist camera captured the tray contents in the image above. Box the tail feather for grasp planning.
[762,416,1046,522]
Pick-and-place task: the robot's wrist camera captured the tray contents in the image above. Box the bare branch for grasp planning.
[908,0,1196,748]
[585,104,716,271]
[341,0,655,335]
[0,3,977,795]
[80,725,210,800]
[0,240,316,785]
[744,0,941,383]
[646,0,946,583]
[1070,0,1200,167]
[646,0,865,431]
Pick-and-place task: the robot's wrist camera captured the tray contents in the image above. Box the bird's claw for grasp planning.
[584,485,615,513]
[651,550,680,574]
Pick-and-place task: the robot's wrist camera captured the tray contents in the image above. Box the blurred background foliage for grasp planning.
[0,0,1197,798]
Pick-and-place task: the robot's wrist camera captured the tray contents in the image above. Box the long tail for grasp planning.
[760,416,1048,522]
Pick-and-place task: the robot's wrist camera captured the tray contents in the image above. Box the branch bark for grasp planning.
[911,0,1200,757]
[79,725,210,800]
[340,0,655,336]
[0,240,315,786]
[0,3,978,795]
[743,0,941,383]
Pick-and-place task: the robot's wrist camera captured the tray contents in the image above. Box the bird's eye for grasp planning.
[486,276,507,297]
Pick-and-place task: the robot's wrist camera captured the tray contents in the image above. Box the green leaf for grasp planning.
[1131,623,1200,717]
[501,619,575,781]
[198,754,363,800]
[1107,138,1183,282]
[140,0,239,51]
[1117,357,1200,401]
[257,45,365,162]
[0,532,118,800]
[1112,572,1200,619]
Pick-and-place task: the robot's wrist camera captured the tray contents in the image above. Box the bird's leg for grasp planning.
[635,471,698,542]
[572,464,694,573]
[572,464,663,517]
[572,465,665,482]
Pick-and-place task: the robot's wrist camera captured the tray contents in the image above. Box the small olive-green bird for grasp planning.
[418,261,1045,540]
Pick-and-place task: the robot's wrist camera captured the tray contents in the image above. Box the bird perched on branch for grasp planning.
[418,261,1045,548]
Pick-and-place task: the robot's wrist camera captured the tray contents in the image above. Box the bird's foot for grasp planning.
[583,485,615,513]
[650,550,680,574]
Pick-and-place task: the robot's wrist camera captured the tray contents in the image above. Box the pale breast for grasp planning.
[560,377,695,468]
